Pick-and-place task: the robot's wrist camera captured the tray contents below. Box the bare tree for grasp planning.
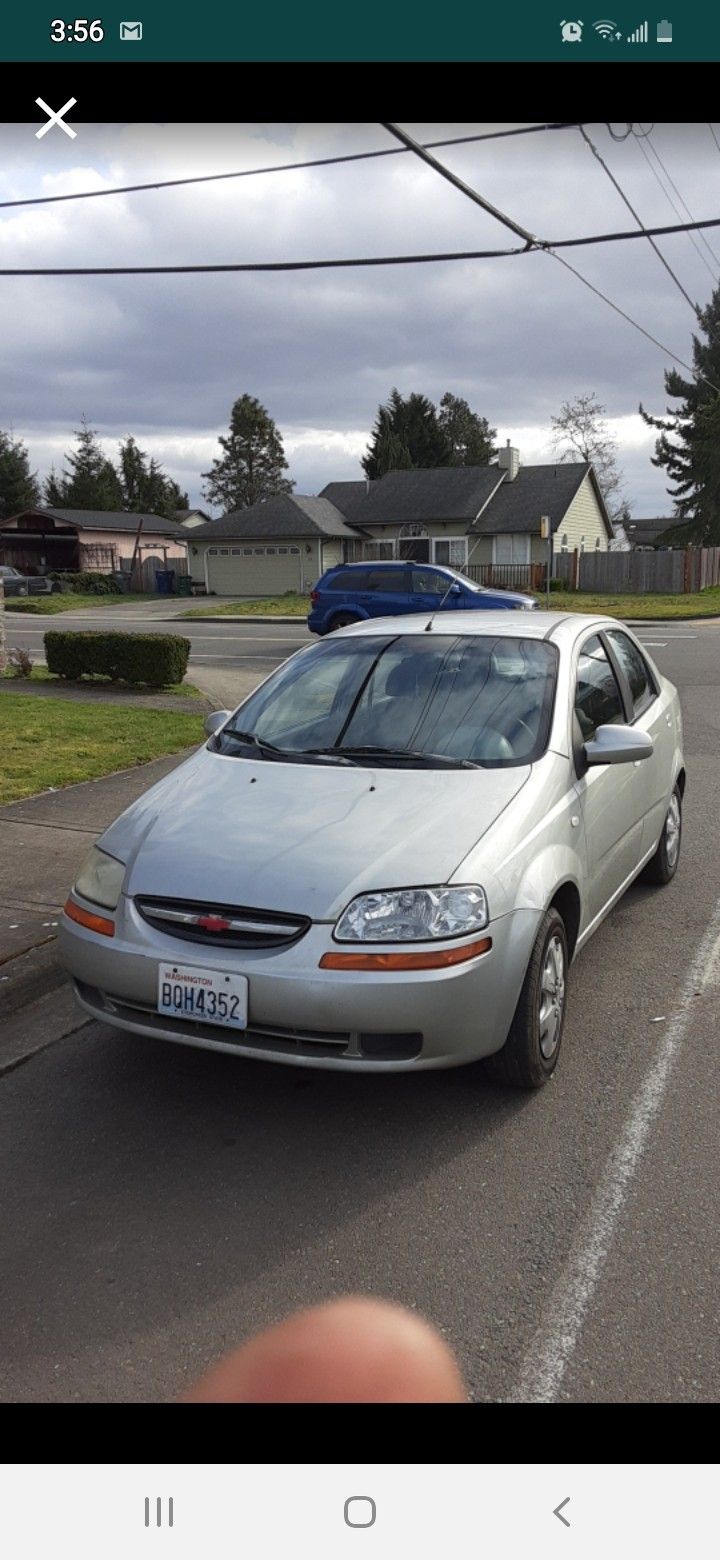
[550,392,628,527]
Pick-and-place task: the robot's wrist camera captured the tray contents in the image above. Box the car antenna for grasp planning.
[425,576,457,631]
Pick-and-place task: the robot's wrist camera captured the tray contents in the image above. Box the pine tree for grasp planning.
[640,286,720,543]
[0,431,40,518]
[362,389,450,478]
[117,437,189,518]
[202,395,294,512]
[44,418,123,510]
[437,393,496,466]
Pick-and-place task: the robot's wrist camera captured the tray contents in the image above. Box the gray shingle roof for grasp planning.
[624,516,679,545]
[320,481,376,521]
[321,467,503,526]
[190,493,358,543]
[3,507,188,537]
[473,464,607,536]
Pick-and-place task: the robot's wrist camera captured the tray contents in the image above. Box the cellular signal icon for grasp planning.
[627,18,649,38]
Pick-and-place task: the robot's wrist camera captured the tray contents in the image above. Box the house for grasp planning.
[187,493,362,595]
[0,508,189,579]
[188,447,614,596]
[624,517,683,550]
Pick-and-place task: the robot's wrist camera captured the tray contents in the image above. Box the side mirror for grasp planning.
[449,582,462,595]
[584,724,654,766]
[204,709,231,738]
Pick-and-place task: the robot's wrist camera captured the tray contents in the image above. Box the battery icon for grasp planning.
[656,19,672,40]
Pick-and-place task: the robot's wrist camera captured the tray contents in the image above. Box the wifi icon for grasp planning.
[593,17,620,34]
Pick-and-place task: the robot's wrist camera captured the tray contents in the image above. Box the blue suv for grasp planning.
[307,562,538,635]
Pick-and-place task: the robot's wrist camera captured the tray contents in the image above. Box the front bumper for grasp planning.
[59,893,541,1071]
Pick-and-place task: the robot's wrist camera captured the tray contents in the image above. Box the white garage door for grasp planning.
[205,544,303,596]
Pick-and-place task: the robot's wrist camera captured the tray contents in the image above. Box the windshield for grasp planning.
[213,634,558,768]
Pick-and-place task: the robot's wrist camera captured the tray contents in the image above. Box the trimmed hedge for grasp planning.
[549,577,571,592]
[44,631,191,688]
[49,571,122,594]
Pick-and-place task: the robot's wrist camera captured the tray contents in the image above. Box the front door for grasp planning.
[572,634,645,926]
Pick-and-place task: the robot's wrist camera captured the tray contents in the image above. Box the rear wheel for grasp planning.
[329,611,360,630]
[482,908,568,1089]
[642,784,682,885]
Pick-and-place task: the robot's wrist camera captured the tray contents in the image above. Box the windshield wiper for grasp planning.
[218,727,290,756]
[305,745,479,769]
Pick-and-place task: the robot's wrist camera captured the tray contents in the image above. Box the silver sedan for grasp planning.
[59,612,684,1088]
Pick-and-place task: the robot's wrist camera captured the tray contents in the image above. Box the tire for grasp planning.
[329,611,360,631]
[482,908,568,1089]
[642,783,682,886]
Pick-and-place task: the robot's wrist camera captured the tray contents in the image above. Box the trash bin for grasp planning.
[155,569,175,595]
[174,575,192,596]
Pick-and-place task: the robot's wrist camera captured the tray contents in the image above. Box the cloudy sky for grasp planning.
[0,120,718,515]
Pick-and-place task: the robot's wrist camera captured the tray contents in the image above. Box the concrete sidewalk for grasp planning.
[0,752,191,1021]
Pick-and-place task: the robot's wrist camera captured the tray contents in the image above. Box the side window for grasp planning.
[328,571,365,592]
[574,635,625,742]
[606,629,656,717]
[411,568,443,595]
[364,569,403,594]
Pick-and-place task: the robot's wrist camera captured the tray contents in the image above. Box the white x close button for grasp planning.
[35,97,77,139]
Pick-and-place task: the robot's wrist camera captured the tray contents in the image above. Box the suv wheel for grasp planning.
[482,908,568,1089]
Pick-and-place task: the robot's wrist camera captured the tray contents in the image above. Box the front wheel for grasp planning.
[642,784,682,885]
[482,908,568,1089]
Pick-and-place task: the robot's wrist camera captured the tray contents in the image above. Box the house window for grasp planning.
[580,536,586,553]
[595,537,601,549]
[278,547,288,555]
[492,534,531,565]
[561,533,568,552]
[243,548,252,556]
[289,546,300,555]
[398,522,430,563]
[208,547,218,555]
[433,537,468,568]
[219,548,229,555]
[231,548,242,555]
[266,547,277,555]
[253,547,264,555]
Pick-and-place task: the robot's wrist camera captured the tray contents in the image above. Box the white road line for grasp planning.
[640,642,667,648]
[509,896,720,1404]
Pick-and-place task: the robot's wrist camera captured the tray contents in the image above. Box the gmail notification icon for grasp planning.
[120,20,143,39]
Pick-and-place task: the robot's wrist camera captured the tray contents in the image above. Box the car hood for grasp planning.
[102,747,531,922]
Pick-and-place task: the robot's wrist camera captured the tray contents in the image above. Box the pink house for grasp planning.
[0,507,188,584]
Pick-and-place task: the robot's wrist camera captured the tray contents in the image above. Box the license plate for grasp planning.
[157,962,248,1030]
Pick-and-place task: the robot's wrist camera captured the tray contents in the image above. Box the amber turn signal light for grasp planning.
[64,897,115,938]
[320,936,492,971]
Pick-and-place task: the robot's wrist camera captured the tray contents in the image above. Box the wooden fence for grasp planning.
[464,562,546,591]
[552,546,720,594]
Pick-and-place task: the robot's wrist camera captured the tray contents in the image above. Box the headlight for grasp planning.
[73,845,126,909]
[334,885,489,943]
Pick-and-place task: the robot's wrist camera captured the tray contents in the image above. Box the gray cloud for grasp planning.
[1,121,717,513]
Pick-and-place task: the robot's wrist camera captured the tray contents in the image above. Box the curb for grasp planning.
[175,614,308,624]
[0,937,67,1022]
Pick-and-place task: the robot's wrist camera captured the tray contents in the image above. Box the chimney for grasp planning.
[497,440,520,482]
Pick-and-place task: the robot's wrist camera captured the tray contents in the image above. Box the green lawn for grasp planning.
[3,591,150,614]
[534,587,720,620]
[0,697,204,804]
[1,665,203,697]
[181,592,309,619]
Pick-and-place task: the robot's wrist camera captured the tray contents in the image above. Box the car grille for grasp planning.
[75,982,422,1062]
[135,896,310,950]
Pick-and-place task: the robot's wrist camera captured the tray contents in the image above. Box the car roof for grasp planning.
[337,610,617,643]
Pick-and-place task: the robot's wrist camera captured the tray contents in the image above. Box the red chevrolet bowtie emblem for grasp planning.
[196,914,232,932]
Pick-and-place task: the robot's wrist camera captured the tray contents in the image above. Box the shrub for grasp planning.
[549,576,571,592]
[4,599,44,613]
[44,631,191,688]
[48,570,121,594]
[7,646,34,677]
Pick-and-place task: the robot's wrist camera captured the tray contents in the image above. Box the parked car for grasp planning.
[307,561,537,635]
[0,565,53,596]
[59,611,684,1089]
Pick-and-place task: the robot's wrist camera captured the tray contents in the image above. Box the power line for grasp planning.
[380,121,537,245]
[643,130,720,273]
[380,122,720,396]
[579,126,700,315]
[2,215,720,276]
[0,123,577,212]
[631,130,719,283]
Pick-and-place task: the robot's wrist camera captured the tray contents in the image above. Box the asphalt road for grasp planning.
[1,613,719,1402]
